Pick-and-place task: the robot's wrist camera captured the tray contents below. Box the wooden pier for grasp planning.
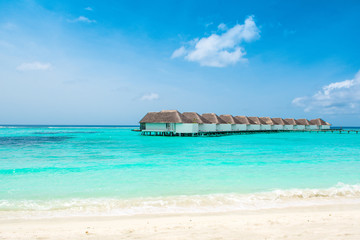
[132,129,359,137]
[306,129,359,134]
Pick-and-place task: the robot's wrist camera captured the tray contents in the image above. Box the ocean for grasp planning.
[1,126,360,219]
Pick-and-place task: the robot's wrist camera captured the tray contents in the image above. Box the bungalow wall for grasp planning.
[294,125,305,130]
[231,124,238,131]
[145,123,172,131]
[309,125,319,130]
[272,125,284,130]
[217,124,232,132]
[175,123,199,133]
[261,125,272,131]
[234,124,247,131]
[283,125,294,130]
[199,124,217,132]
[320,125,331,130]
[248,124,261,131]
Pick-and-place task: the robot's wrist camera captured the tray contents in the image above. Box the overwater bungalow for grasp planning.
[271,118,285,130]
[308,119,320,130]
[247,117,262,131]
[310,118,331,130]
[296,119,310,130]
[234,116,254,131]
[183,112,214,132]
[139,110,198,135]
[202,113,231,132]
[219,115,241,131]
[283,118,296,130]
[259,117,274,131]
[138,110,332,136]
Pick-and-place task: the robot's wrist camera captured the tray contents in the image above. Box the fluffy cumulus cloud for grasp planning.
[171,16,260,67]
[140,93,159,101]
[293,70,360,114]
[17,62,52,71]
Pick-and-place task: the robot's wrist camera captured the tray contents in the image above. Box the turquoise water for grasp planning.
[1,126,360,217]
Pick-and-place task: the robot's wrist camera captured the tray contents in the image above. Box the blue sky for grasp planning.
[1,0,360,125]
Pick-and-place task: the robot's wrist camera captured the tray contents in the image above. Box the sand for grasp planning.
[1,203,360,240]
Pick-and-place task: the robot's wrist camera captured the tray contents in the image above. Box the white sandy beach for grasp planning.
[1,203,359,240]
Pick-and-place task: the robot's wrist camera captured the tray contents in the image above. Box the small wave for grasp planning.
[267,182,360,199]
[1,183,359,219]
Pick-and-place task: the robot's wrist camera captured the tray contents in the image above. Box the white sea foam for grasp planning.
[1,183,359,219]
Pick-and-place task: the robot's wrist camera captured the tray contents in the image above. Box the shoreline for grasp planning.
[1,203,360,239]
[2,182,359,220]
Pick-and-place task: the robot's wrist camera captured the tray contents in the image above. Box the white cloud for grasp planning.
[293,70,360,114]
[217,23,227,31]
[85,7,93,11]
[171,46,186,59]
[17,62,52,71]
[205,22,213,28]
[171,16,260,67]
[140,93,159,101]
[73,16,96,23]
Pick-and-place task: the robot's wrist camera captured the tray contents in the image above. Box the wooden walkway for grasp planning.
[306,129,359,134]
[132,129,359,137]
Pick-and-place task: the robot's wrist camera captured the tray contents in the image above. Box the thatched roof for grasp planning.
[139,112,157,123]
[139,110,192,123]
[139,110,328,126]
[309,118,331,126]
[283,118,297,125]
[201,113,226,124]
[296,118,310,125]
[234,116,255,124]
[219,115,240,124]
[183,112,211,124]
[260,117,274,125]
[272,118,285,125]
[248,117,266,125]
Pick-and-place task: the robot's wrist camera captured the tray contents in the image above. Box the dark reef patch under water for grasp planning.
[0,136,73,146]
[32,131,100,135]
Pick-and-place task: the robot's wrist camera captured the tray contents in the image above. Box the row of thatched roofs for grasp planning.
[140,110,331,126]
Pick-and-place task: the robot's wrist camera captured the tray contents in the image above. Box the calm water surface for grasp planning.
[1,126,359,217]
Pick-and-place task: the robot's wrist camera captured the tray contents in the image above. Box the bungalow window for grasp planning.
[166,123,170,130]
